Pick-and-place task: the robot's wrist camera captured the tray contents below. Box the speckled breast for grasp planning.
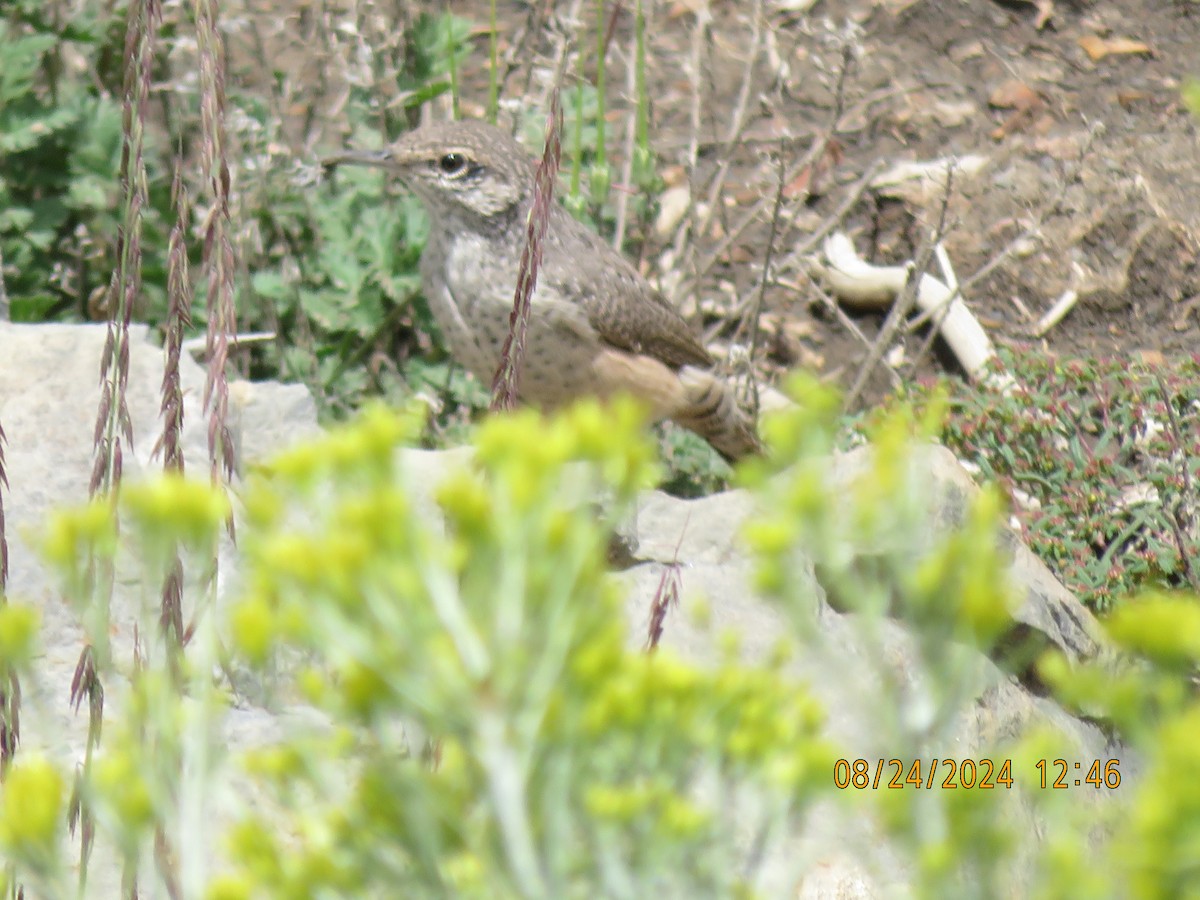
[421,237,604,409]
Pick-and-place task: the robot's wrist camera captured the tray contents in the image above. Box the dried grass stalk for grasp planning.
[0,420,7,590]
[0,419,18,773]
[91,0,161,496]
[155,162,194,665]
[155,162,193,475]
[195,0,238,483]
[76,1,161,885]
[645,562,682,651]
[491,92,564,411]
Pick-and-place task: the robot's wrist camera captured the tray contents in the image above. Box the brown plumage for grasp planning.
[328,119,761,461]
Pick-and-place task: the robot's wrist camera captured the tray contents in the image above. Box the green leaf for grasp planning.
[1183,77,1200,120]
[0,105,82,154]
[396,79,452,110]
[67,98,125,182]
[66,174,114,211]
[346,290,385,337]
[9,294,58,322]
[0,206,34,231]
[251,270,291,302]
[298,289,349,331]
[0,26,57,104]
[28,197,69,244]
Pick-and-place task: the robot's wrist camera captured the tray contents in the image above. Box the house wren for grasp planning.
[328,119,760,460]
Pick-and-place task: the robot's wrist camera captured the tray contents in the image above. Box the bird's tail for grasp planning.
[672,367,762,462]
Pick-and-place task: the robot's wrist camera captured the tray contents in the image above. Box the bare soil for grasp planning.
[234,0,1200,407]
[509,0,1200,404]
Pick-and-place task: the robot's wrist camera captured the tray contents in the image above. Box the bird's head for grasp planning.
[325,120,534,225]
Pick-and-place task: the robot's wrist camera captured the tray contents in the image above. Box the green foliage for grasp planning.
[0,605,39,671]
[553,81,659,235]
[1105,592,1200,671]
[1123,705,1200,896]
[1035,593,1200,898]
[906,349,1200,610]
[223,400,832,896]
[0,757,63,880]
[242,141,429,408]
[655,426,732,498]
[0,5,170,322]
[226,12,473,414]
[744,373,1017,719]
[746,376,1118,896]
[18,401,838,895]
[400,12,474,119]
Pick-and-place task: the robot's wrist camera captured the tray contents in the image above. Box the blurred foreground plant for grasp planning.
[215,399,833,896]
[14,388,1200,895]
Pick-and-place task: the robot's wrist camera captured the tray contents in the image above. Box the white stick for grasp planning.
[816,232,1012,389]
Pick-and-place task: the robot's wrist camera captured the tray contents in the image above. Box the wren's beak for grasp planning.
[321,149,394,171]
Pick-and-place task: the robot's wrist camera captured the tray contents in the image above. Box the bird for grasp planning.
[326,119,761,461]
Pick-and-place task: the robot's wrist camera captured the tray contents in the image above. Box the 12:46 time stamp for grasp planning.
[833,757,1122,790]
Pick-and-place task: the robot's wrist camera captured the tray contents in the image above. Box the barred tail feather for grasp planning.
[673,367,762,462]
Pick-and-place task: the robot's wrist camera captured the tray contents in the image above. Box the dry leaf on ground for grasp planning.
[1078,34,1153,62]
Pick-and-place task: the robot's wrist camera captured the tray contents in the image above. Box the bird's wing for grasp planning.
[540,208,714,370]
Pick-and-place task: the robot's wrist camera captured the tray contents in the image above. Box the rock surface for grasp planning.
[0,322,1127,896]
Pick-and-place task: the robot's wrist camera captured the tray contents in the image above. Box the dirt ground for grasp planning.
[779,0,1200,399]
[234,0,1200,407]
[483,0,1200,404]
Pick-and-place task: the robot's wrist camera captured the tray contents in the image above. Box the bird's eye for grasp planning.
[438,152,468,176]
